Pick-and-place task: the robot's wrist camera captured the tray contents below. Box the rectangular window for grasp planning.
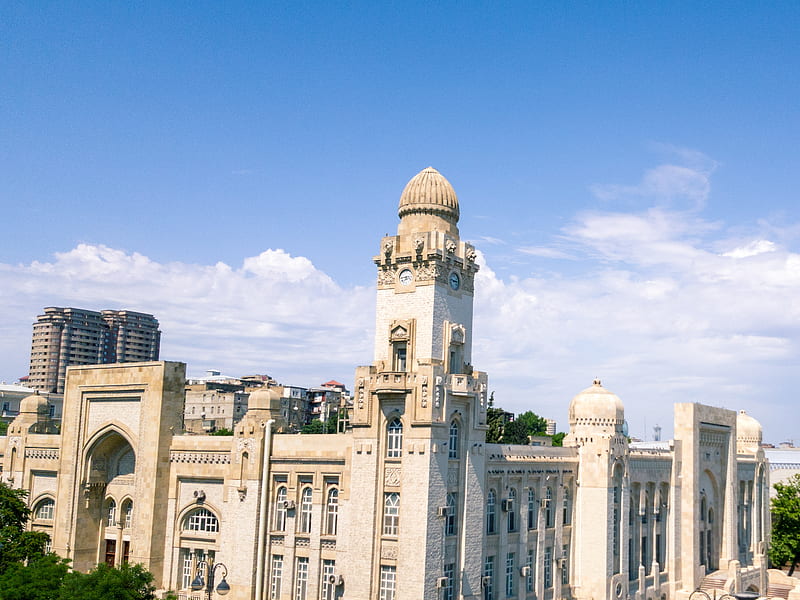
[505,553,514,597]
[526,548,534,592]
[104,539,116,566]
[393,344,407,372]
[379,565,397,600]
[295,557,309,600]
[483,556,494,600]
[270,555,283,600]
[562,544,570,585]
[444,563,455,600]
[446,493,457,536]
[544,547,552,588]
[383,493,400,536]
[320,559,335,600]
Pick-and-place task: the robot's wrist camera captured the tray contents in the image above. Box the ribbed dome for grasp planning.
[248,387,281,411]
[20,393,48,415]
[737,410,762,446]
[568,379,625,427]
[398,167,459,224]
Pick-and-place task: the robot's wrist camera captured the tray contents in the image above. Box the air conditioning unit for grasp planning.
[327,574,337,585]
[436,577,448,589]
[520,566,531,577]
[481,575,492,588]
[501,499,514,512]
[540,498,550,507]
[557,557,567,568]
[437,506,448,518]
[283,500,296,510]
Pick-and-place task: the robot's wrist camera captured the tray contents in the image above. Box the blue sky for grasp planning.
[2,2,799,442]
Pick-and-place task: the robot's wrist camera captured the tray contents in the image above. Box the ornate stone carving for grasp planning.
[377,269,396,286]
[445,239,457,253]
[170,451,231,464]
[466,247,477,262]
[381,544,398,560]
[385,466,401,487]
[25,448,59,460]
[414,237,424,253]
[383,240,394,257]
[447,467,459,486]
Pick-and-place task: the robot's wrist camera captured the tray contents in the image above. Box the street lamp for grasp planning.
[191,560,230,600]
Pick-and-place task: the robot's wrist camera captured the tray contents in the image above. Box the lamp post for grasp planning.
[191,560,230,600]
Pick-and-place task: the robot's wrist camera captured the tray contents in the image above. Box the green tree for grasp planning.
[0,483,49,574]
[59,563,158,600]
[551,432,565,447]
[211,428,234,436]
[301,412,339,434]
[486,407,506,443]
[770,474,800,575]
[500,419,530,444]
[515,411,548,436]
[0,553,70,600]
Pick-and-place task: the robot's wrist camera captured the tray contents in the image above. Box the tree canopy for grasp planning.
[485,398,563,446]
[0,483,49,573]
[770,473,800,575]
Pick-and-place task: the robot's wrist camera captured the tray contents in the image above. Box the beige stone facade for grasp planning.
[0,168,781,600]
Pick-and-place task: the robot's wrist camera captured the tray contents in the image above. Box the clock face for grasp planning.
[449,272,460,290]
[399,269,413,286]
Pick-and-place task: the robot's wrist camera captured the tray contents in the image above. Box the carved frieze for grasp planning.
[385,466,401,487]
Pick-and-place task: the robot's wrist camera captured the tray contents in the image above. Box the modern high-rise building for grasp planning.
[27,307,160,392]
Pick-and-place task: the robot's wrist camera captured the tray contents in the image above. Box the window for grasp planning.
[321,559,335,600]
[507,488,517,532]
[505,553,515,597]
[106,499,117,527]
[449,421,459,459]
[383,493,399,536]
[487,490,497,534]
[563,487,571,525]
[545,487,554,528]
[526,548,535,592]
[295,557,309,600]
[325,488,339,536]
[270,555,283,600]
[34,498,55,521]
[484,556,495,600]
[446,492,457,536]
[544,547,552,588]
[379,565,396,600]
[184,508,219,533]
[299,487,313,534]
[527,488,537,530]
[562,544,570,584]
[393,343,407,372]
[275,486,288,531]
[123,501,133,529]
[444,563,455,600]
[387,418,403,458]
[180,549,212,590]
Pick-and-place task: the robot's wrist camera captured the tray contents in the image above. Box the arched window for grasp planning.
[487,489,497,534]
[325,488,339,536]
[184,508,219,533]
[298,487,313,534]
[34,498,55,521]
[274,486,288,531]
[387,418,403,458]
[507,488,517,532]
[528,489,537,530]
[106,499,117,527]
[122,500,133,529]
[449,421,460,459]
[383,493,399,536]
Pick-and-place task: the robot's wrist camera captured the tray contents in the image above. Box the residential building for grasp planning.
[27,307,160,393]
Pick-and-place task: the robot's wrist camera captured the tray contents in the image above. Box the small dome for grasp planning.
[20,393,48,415]
[737,410,762,446]
[248,387,281,411]
[398,167,459,224]
[568,379,625,427]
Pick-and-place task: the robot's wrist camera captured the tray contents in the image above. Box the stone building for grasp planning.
[0,168,779,600]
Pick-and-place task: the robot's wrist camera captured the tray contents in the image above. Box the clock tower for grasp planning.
[346,167,489,600]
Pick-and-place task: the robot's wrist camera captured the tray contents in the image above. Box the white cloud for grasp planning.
[722,240,777,258]
[0,245,374,385]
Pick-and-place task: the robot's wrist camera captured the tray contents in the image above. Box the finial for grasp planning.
[593,378,602,386]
